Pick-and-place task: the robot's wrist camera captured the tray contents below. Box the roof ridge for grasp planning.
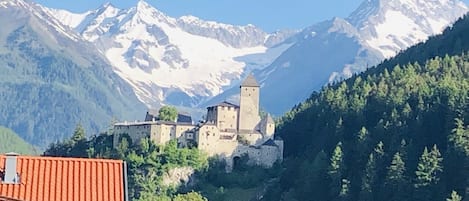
[241,73,259,87]
[0,155,124,163]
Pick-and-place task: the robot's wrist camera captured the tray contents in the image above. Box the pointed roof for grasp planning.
[241,74,259,87]
[266,114,274,124]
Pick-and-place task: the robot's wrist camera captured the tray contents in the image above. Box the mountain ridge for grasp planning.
[0,0,146,146]
[45,0,296,110]
[211,0,468,115]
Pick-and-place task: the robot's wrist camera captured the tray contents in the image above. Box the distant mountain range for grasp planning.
[0,0,467,147]
[208,0,468,114]
[45,0,296,108]
[47,0,467,115]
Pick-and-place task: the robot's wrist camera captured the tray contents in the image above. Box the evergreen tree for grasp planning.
[339,178,351,201]
[71,123,86,144]
[328,142,345,200]
[414,145,444,200]
[446,190,463,201]
[359,152,376,201]
[449,118,469,156]
[386,152,406,184]
[383,152,408,201]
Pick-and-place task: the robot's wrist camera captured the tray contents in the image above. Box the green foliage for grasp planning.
[159,106,178,122]
[173,191,208,201]
[0,20,145,148]
[414,145,443,188]
[446,191,463,201]
[0,126,38,155]
[44,128,208,201]
[196,158,281,201]
[71,124,86,144]
[268,15,469,201]
[449,118,469,156]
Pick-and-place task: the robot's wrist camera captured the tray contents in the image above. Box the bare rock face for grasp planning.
[162,167,195,187]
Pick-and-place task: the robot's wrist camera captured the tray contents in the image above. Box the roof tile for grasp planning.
[0,155,126,201]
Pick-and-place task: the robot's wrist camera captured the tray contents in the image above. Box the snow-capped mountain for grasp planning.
[46,0,296,108]
[349,0,468,58]
[207,0,468,115]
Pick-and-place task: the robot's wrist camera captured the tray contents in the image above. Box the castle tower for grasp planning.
[238,74,261,131]
[260,113,275,139]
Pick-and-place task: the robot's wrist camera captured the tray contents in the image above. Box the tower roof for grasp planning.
[266,113,275,124]
[241,74,259,87]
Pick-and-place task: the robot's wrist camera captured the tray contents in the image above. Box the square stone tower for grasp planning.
[238,74,261,131]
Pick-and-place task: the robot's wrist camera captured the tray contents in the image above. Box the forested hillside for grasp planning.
[0,126,38,155]
[263,15,469,201]
[0,3,146,147]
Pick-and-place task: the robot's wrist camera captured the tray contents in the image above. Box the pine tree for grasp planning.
[446,191,463,201]
[384,152,408,201]
[414,145,444,201]
[70,123,86,144]
[359,153,376,201]
[339,178,351,201]
[449,118,469,156]
[386,152,406,184]
[328,142,345,200]
[415,146,443,188]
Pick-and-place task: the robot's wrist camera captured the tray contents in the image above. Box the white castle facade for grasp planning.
[113,74,283,171]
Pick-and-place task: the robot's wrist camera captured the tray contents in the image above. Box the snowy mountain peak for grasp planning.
[347,0,468,58]
[0,0,28,8]
[136,0,152,10]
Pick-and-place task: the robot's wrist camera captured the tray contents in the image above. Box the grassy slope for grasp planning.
[0,126,38,155]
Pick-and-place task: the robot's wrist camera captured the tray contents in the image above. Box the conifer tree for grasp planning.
[359,152,376,201]
[415,146,443,188]
[414,145,444,200]
[446,190,463,201]
[383,152,408,201]
[386,152,406,184]
[71,123,86,144]
[449,118,469,156]
[328,142,345,200]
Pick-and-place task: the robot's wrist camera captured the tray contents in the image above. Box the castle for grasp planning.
[113,74,283,171]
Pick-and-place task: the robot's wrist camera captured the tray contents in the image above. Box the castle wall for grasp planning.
[238,133,263,146]
[223,145,282,172]
[175,124,195,146]
[216,106,238,131]
[113,123,151,147]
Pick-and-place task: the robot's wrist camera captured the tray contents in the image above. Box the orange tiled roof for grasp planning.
[0,155,127,201]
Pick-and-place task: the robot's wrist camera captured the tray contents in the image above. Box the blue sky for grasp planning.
[35,0,469,32]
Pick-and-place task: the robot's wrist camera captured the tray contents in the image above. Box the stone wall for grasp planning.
[216,106,238,131]
[113,123,151,147]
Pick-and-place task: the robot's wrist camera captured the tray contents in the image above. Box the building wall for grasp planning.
[223,145,282,172]
[216,106,238,131]
[238,133,263,146]
[238,86,261,131]
[113,123,151,147]
[206,107,217,123]
[175,124,195,145]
